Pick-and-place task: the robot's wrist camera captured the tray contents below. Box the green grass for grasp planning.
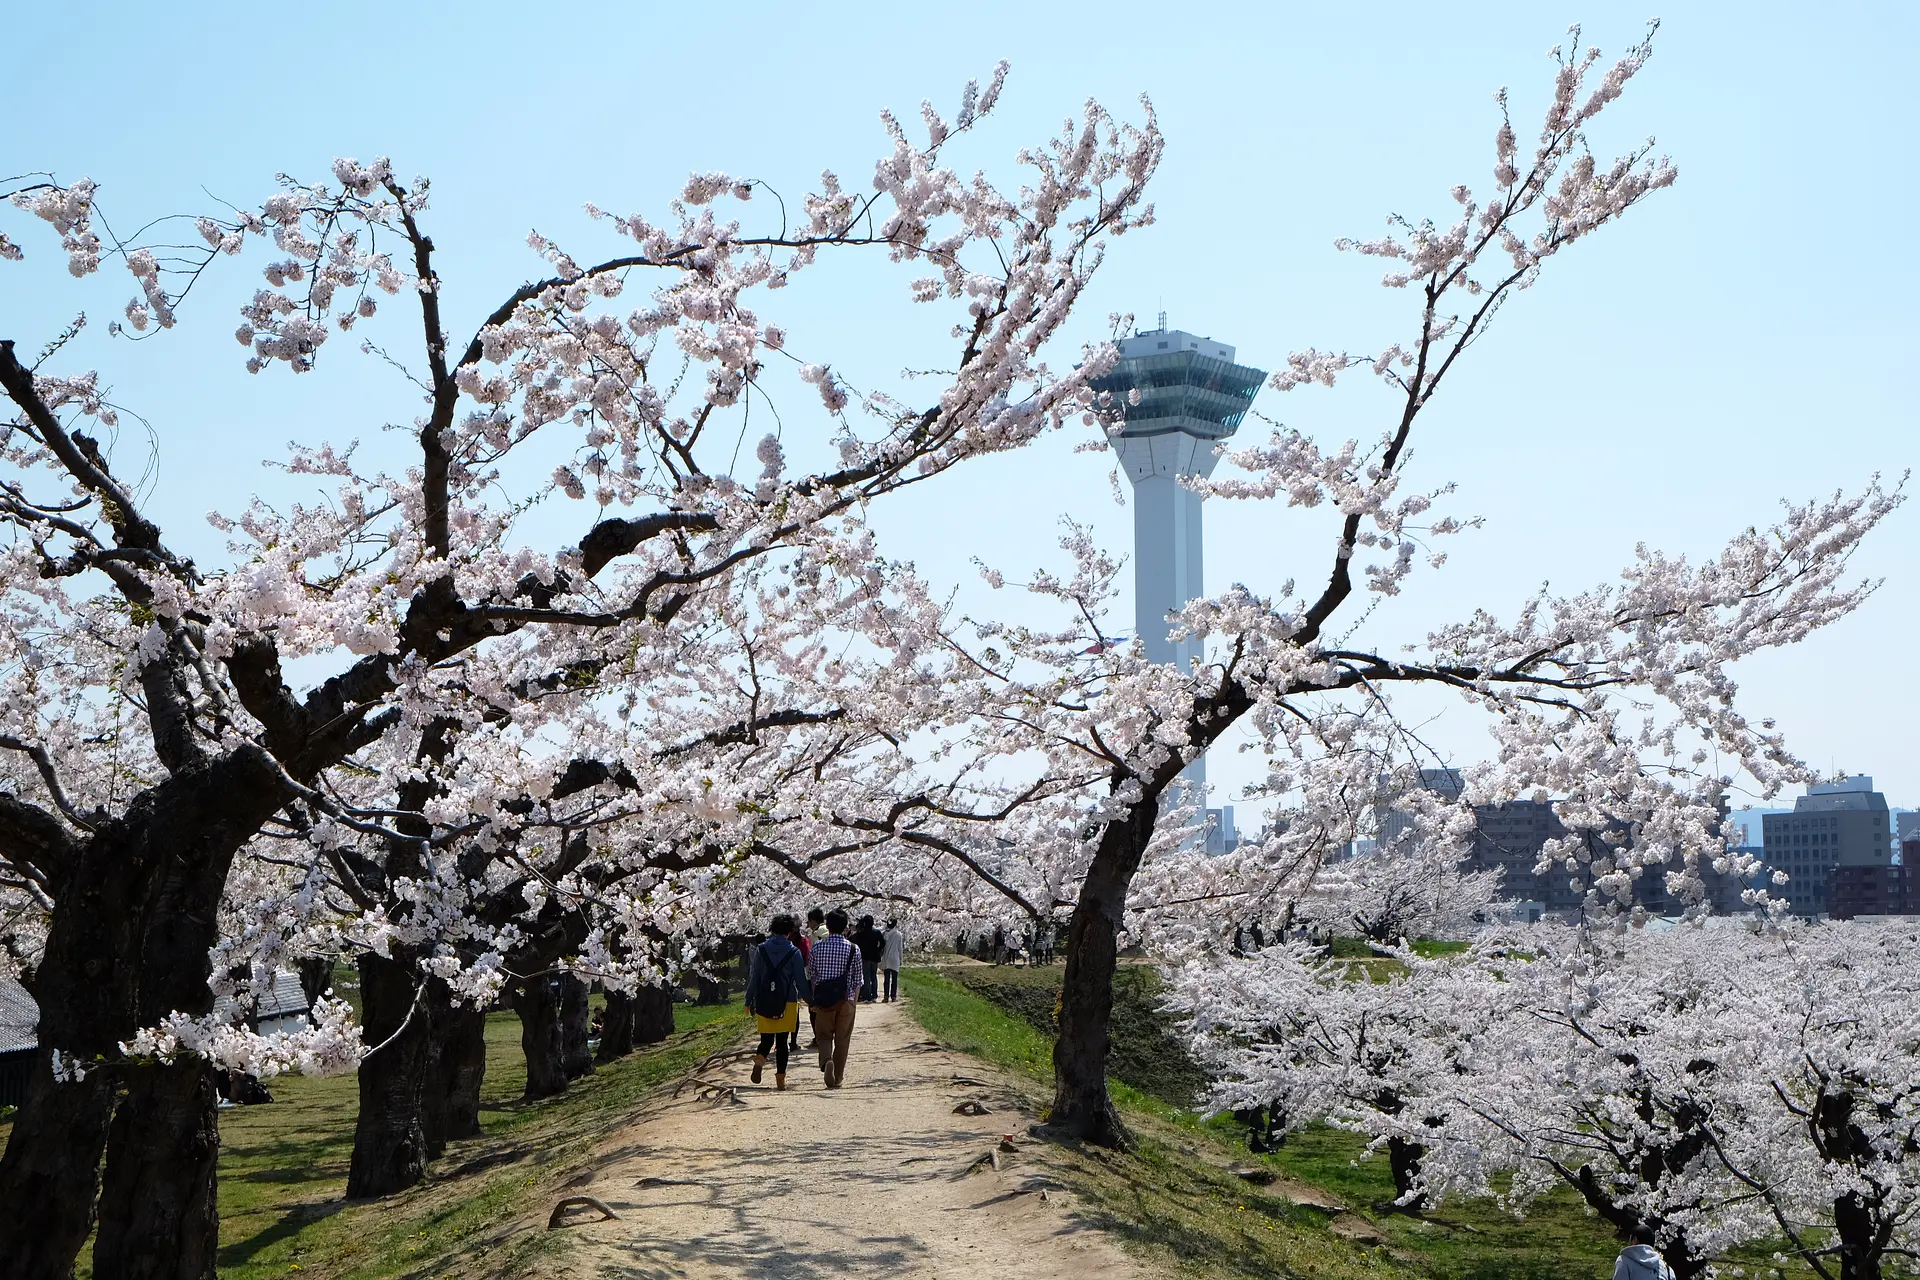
[210,1001,745,1280]
[898,964,1657,1280]
[933,961,1213,1109]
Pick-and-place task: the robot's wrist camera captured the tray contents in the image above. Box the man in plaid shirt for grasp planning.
[805,909,863,1088]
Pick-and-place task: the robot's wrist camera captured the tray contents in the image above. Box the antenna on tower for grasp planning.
[1157,309,1167,332]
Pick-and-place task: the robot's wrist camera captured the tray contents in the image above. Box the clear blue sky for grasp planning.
[4,1,1915,813]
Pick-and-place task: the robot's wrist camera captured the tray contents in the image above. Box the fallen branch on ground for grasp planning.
[548,1196,621,1229]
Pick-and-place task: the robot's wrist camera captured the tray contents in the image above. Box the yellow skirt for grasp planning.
[755,1002,798,1034]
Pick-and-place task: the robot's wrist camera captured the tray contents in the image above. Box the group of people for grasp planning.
[742,909,905,1090]
[954,923,1054,966]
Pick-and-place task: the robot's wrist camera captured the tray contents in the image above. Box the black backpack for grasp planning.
[753,939,790,1014]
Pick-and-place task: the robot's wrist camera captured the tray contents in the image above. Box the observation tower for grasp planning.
[1092,316,1264,803]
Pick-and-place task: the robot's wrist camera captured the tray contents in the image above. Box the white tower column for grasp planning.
[1096,325,1264,826]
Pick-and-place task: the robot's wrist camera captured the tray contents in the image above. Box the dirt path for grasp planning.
[549,998,1155,1279]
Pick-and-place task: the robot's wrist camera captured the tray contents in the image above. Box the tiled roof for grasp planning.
[212,971,311,1027]
[0,977,39,1055]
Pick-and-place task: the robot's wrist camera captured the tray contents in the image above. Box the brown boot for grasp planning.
[775,1072,787,1091]
[750,1054,766,1084]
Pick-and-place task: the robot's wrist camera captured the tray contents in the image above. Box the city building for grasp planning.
[1761,776,1895,917]
[1372,769,1466,850]
[1203,804,1240,855]
[1369,769,1761,918]
[1091,318,1264,809]
[1832,832,1920,918]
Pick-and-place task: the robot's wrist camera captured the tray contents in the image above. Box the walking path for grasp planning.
[550,998,1153,1279]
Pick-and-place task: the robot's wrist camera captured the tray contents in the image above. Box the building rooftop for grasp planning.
[0,977,38,1055]
[1095,324,1265,442]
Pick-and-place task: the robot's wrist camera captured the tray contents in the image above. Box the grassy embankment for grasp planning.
[1,997,747,1280]
[903,962,1788,1280]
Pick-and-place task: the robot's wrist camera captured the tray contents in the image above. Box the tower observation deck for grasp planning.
[1091,320,1264,799]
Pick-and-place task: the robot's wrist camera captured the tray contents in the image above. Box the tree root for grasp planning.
[548,1196,620,1229]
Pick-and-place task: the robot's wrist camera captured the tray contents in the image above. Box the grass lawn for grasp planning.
[900,963,1796,1280]
[211,1001,745,1280]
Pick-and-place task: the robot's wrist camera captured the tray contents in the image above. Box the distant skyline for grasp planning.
[3,1,1914,812]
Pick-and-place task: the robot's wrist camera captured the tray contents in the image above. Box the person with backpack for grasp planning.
[852,915,884,1002]
[745,914,807,1091]
[782,916,810,1063]
[1612,1226,1677,1280]
[879,919,905,1002]
[805,909,864,1088]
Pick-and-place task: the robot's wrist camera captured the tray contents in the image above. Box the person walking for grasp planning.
[745,914,807,1091]
[1612,1227,1676,1279]
[805,909,863,1088]
[879,919,905,1002]
[782,917,810,1064]
[802,907,827,1049]
[852,915,884,1002]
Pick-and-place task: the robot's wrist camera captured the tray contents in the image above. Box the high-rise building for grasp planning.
[1897,811,1920,847]
[1373,769,1467,851]
[1761,775,1894,917]
[1092,319,1264,802]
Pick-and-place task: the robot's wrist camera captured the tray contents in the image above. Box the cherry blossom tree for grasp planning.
[1296,839,1508,945]
[0,67,1163,1278]
[1171,940,1488,1204]
[871,22,1897,1150]
[1178,920,1920,1279]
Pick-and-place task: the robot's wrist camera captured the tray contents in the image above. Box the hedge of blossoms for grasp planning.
[1174,921,1920,1280]
[0,65,1165,1276]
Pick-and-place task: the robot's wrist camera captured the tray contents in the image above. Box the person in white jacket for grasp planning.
[878,920,906,1002]
[1613,1227,1676,1280]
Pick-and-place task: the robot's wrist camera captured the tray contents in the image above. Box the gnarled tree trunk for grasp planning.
[0,1056,118,1280]
[513,976,567,1100]
[559,975,594,1081]
[347,951,431,1198]
[596,990,635,1061]
[93,1059,221,1280]
[0,747,286,1280]
[633,983,674,1045]
[1049,801,1159,1150]
[296,954,336,1012]
[424,1001,487,1156]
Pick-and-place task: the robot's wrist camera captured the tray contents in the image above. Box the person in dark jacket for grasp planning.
[745,914,807,1090]
[852,915,884,1002]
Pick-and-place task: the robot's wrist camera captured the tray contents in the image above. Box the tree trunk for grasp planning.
[346,951,431,1198]
[419,983,485,1160]
[559,974,594,1081]
[428,1002,487,1152]
[632,984,674,1045]
[1386,1137,1427,1210]
[0,1053,117,1279]
[597,990,636,1061]
[0,748,284,1278]
[92,1059,221,1280]
[513,976,567,1100]
[1050,804,1158,1149]
[296,954,335,1012]
[1834,1191,1880,1280]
